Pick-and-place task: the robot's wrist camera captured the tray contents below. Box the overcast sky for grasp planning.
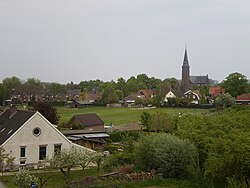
[0,0,249,84]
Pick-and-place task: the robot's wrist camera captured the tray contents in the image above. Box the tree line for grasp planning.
[0,72,249,106]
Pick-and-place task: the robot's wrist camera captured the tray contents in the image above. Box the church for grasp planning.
[180,48,210,91]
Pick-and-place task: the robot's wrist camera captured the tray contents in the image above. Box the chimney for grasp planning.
[9,104,17,118]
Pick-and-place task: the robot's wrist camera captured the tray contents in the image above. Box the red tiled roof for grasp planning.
[138,89,154,98]
[209,87,225,97]
[236,93,250,101]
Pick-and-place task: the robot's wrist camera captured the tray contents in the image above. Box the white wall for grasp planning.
[164,91,176,102]
[3,112,72,168]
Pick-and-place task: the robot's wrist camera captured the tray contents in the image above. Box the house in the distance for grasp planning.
[236,93,250,105]
[0,106,74,169]
[184,90,201,104]
[164,90,184,103]
[63,113,109,150]
[138,89,154,99]
[209,86,225,98]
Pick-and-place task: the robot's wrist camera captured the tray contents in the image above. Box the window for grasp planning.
[33,127,41,136]
[20,147,26,158]
[20,161,25,165]
[39,146,47,160]
[54,144,61,154]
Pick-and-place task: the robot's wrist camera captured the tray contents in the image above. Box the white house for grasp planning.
[184,90,200,104]
[0,106,87,169]
[164,90,184,103]
[164,91,177,102]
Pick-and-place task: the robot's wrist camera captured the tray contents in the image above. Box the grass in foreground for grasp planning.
[0,168,196,188]
[57,107,209,125]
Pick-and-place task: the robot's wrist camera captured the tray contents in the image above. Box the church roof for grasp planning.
[190,76,209,84]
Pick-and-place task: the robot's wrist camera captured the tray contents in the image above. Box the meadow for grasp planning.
[57,106,209,125]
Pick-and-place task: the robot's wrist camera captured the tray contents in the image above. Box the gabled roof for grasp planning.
[68,113,104,127]
[209,86,225,97]
[0,109,35,145]
[138,89,154,98]
[190,76,210,84]
[236,93,250,101]
[167,90,184,98]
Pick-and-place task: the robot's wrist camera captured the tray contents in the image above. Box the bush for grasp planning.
[134,133,197,179]
[14,169,37,188]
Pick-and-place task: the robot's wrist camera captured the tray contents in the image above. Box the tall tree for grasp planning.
[0,84,7,106]
[221,72,249,98]
[2,76,22,98]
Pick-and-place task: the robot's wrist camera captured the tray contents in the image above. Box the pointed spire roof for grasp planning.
[182,47,189,67]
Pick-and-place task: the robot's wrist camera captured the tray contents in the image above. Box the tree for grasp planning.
[2,76,22,98]
[14,169,38,188]
[140,111,152,130]
[148,112,177,133]
[0,84,7,106]
[50,148,96,181]
[214,93,235,108]
[221,72,249,98]
[0,147,15,175]
[134,133,197,178]
[33,101,60,124]
[101,86,118,104]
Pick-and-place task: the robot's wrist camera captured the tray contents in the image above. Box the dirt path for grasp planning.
[113,122,143,131]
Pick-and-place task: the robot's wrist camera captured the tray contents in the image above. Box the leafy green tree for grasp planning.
[0,84,7,106]
[148,112,177,133]
[140,111,152,130]
[50,148,96,181]
[2,76,22,98]
[214,93,235,108]
[101,86,118,104]
[116,77,127,97]
[221,72,249,98]
[134,133,198,178]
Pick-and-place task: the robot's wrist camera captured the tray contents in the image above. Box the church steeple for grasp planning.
[182,47,189,67]
[181,47,191,91]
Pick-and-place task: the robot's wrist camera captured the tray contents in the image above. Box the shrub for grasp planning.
[134,133,197,178]
[14,169,37,188]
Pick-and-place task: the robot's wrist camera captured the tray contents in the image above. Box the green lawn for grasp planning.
[57,106,209,125]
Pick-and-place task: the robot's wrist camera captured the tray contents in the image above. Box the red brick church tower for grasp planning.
[181,48,191,91]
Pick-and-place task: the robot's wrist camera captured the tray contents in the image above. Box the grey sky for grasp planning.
[0,0,249,84]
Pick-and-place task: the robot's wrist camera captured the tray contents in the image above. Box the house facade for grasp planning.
[164,90,184,103]
[184,90,201,104]
[0,107,72,169]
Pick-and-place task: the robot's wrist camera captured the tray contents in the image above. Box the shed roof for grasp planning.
[69,113,104,127]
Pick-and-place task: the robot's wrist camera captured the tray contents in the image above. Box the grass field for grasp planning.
[57,107,209,125]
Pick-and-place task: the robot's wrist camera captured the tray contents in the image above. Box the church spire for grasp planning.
[181,47,191,91]
[183,47,189,67]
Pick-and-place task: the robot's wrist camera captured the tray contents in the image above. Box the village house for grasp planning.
[62,113,109,150]
[0,106,89,169]
[236,93,250,105]
[164,90,184,103]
